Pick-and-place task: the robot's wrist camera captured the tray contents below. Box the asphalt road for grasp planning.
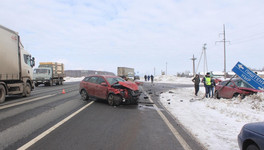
[0,81,204,150]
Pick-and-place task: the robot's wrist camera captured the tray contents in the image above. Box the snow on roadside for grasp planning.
[64,76,84,82]
[158,82,264,150]
[139,75,193,84]
[154,75,193,84]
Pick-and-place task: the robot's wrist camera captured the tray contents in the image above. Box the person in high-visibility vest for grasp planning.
[202,72,212,98]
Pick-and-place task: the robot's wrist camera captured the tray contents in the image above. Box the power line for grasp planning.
[230,34,264,45]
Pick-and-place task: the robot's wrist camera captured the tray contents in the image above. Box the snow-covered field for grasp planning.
[154,75,264,150]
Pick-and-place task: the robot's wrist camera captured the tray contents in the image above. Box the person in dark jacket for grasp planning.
[150,75,154,83]
[144,75,147,81]
[192,74,200,96]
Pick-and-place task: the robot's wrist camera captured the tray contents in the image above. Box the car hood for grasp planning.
[244,122,264,136]
[238,87,262,93]
[118,81,139,91]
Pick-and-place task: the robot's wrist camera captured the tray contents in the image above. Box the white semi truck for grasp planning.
[0,25,35,103]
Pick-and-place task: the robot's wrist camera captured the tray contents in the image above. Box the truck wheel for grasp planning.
[23,83,31,97]
[0,85,6,103]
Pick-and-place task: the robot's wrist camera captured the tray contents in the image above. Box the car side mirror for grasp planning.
[101,82,107,86]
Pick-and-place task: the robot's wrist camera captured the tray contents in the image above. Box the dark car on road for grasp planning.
[238,122,264,150]
[215,78,262,99]
[79,75,141,106]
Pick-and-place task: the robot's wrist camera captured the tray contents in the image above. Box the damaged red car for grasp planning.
[215,78,262,99]
[79,75,141,106]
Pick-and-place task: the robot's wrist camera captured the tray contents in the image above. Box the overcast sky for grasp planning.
[1,0,264,75]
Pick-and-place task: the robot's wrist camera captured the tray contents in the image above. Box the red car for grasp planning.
[79,75,141,106]
[215,78,262,99]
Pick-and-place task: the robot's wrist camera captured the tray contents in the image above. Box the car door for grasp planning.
[81,77,90,91]
[87,76,98,97]
[95,77,108,99]
[219,81,235,98]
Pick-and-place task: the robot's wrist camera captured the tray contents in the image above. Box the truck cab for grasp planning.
[33,67,52,86]
[22,49,35,81]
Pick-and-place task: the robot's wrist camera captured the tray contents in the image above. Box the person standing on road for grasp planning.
[147,75,150,81]
[202,72,212,98]
[144,75,147,81]
[150,75,154,83]
[192,74,200,96]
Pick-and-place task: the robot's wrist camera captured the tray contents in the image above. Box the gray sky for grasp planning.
[1,0,264,75]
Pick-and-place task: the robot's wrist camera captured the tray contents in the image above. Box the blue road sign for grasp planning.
[232,61,264,90]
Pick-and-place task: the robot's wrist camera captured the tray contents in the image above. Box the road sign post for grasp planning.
[232,61,264,90]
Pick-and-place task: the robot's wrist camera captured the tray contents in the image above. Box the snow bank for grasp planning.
[140,75,193,84]
[154,75,193,84]
[159,87,264,150]
[64,76,84,82]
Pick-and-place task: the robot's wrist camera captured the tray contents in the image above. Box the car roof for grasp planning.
[222,78,241,82]
[85,75,119,78]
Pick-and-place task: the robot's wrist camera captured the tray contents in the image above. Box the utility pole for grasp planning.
[203,44,208,76]
[190,54,197,76]
[166,62,168,75]
[195,43,208,77]
[216,24,230,79]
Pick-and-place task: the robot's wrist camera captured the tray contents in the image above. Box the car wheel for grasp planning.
[0,85,6,103]
[246,144,259,150]
[108,94,115,106]
[240,94,245,99]
[35,83,39,87]
[80,90,89,100]
[214,90,220,99]
[22,83,31,97]
[114,95,122,106]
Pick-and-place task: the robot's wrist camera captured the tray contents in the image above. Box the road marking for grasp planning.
[142,88,192,150]
[0,94,56,110]
[18,101,94,150]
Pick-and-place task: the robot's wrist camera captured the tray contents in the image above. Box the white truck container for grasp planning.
[117,67,135,80]
[0,25,35,103]
[33,62,65,86]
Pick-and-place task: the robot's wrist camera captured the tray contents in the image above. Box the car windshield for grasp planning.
[235,80,253,88]
[34,69,49,74]
[106,77,125,85]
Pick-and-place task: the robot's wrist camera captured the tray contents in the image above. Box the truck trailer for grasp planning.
[33,62,65,86]
[0,25,35,103]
